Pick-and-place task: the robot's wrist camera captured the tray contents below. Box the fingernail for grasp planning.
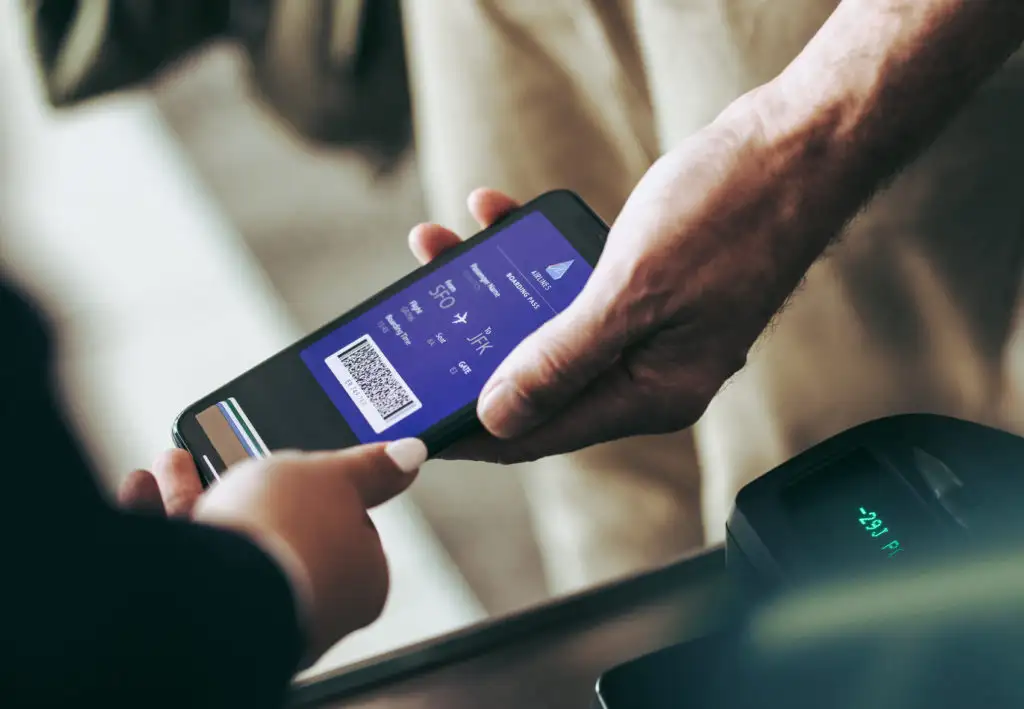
[478,381,535,438]
[385,438,428,474]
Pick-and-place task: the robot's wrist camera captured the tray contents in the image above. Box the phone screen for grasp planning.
[181,200,601,476]
[299,211,592,443]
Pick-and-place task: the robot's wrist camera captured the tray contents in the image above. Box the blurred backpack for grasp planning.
[26,0,411,169]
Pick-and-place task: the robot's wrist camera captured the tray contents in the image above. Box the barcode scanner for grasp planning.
[596,414,1024,709]
[725,413,1024,592]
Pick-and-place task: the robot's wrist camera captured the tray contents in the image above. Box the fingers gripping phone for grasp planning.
[173,191,608,483]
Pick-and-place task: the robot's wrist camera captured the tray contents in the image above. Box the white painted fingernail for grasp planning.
[385,438,428,474]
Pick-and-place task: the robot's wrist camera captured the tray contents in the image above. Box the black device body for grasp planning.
[596,414,1024,709]
[596,596,1024,709]
[725,413,1024,592]
[172,190,607,484]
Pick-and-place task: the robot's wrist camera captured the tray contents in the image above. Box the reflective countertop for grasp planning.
[293,548,731,709]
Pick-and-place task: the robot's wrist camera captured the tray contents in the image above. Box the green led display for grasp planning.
[858,507,903,558]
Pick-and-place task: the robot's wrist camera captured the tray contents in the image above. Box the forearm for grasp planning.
[6,514,302,705]
[708,0,1024,325]
[778,0,1023,194]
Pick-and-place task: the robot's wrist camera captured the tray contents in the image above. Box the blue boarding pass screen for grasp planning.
[299,211,593,443]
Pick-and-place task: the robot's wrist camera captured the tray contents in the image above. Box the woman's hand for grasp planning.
[118,439,427,662]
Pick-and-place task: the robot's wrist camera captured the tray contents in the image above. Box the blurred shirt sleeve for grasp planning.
[24,0,412,166]
[27,0,231,105]
[0,279,303,707]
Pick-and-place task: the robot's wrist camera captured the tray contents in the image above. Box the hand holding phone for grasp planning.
[173,190,607,481]
[415,156,795,465]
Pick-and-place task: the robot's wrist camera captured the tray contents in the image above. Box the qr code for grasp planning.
[325,334,422,433]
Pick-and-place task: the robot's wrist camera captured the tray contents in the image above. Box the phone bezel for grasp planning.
[172,190,608,479]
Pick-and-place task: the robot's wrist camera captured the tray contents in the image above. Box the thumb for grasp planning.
[477,287,626,439]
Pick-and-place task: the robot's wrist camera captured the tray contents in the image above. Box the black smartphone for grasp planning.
[173,190,607,483]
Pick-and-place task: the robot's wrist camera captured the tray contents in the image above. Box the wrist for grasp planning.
[708,84,847,291]
[197,514,319,668]
[725,77,867,226]
[247,531,317,659]
[745,0,1024,225]
[656,81,857,352]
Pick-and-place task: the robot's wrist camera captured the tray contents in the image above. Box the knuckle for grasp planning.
[531,343,574,396]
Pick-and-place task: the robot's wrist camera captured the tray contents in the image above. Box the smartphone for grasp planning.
[172,190,607,483]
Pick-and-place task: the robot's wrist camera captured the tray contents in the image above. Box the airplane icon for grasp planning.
[546,260,574,281]
[452,312,468,325]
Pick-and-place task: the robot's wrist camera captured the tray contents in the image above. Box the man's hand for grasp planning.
[118,440,427,663]
[410,106,834,463]
[410,0,1024,464]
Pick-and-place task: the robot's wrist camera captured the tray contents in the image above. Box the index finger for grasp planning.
[306,438,428,508]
